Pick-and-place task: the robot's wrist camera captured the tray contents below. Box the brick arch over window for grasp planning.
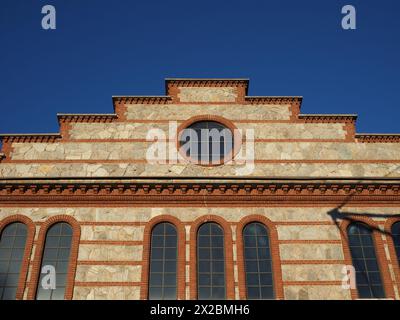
[27,215,80,300]
[141,215,186,300]
[339,216,395,299]
[384,217,400,291]
[0,214,35,300]
[189,215,235,299]
[236,215,284,300]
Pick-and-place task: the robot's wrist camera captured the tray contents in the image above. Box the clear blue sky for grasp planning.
[0,0,399,134]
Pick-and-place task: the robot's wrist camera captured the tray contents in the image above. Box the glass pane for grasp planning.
[149,287,162,299]
[164,261,176,273]
[261,286,274,299]
[198,287,210,299]
[164,274,176,286]
[152,236,164,247]
[163,287,176,300]
[150,261,163,273]
[247,287,260,299]
[150,274,162,286]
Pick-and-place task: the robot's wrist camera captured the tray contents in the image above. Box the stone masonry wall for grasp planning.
[1,206,399,300]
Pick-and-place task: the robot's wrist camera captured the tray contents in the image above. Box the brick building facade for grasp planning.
[0,78,399,300]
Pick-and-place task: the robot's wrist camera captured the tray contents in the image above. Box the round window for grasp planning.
[178,120,234,165]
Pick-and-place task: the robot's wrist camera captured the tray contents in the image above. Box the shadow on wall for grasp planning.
[327,164,400,235]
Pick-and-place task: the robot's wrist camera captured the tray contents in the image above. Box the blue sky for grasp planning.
[0,0,399,134]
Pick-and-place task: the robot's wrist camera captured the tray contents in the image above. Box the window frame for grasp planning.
[28,215,80,300]
[148,222,178,300]
[176,115,242,167]
[340,217,395,299]
[236,215,283,300]
[196,222,226,300]
[242,222,275,299]
[141,215,186,300]
[0,215,35,300]
[189,215,235,300]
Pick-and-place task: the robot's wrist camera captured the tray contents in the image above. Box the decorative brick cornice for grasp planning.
[355,134,400,143]
[112,96,172,105]
[57,113,118,123]
[166,78,249,92]
[245,96,302,105]
[0,134,61,143]
[298,114,357,123]
[0,180,399,205]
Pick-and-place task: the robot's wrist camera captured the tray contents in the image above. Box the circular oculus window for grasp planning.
[178,120,234,165]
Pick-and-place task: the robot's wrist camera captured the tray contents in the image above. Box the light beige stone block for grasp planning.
[68,122,347,141]
[75,265,141,282]
[125,104,291,121]
[284,285,350,300]
[14,141,400,161]
[77,245,142,261]
[80,226,144,241]
[281,264,344,281]
[277,225,341,240]
[1,207,399,224]
[178,87,237,102]
[279,244,344,260]
[2,162,399,178]
[73,286,140,300]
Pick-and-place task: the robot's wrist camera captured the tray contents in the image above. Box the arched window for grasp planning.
[347,222,385,298]
[197,222,225,299]
[36,222,72,300]
[148,223,177,300]
[391,222,400,265]
[243,222,274,299]
[0,223,27,300]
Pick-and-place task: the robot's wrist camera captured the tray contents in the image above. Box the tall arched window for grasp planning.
[347,222,385,298]
[36,222,72,300]
[197,222,225,299]
[148,223,177,300]
[391,222,400,265]
[243,222,274,299]
[0,223,27,300]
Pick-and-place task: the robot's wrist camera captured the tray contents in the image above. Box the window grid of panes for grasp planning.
[392,222,400,265]
[347,223,385,298]
[243,223,274,299]
[36,222,72,300]
[179,121,234,163]
[197,223,226,299]
[0,223,27,300]
[148,223,177,300]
